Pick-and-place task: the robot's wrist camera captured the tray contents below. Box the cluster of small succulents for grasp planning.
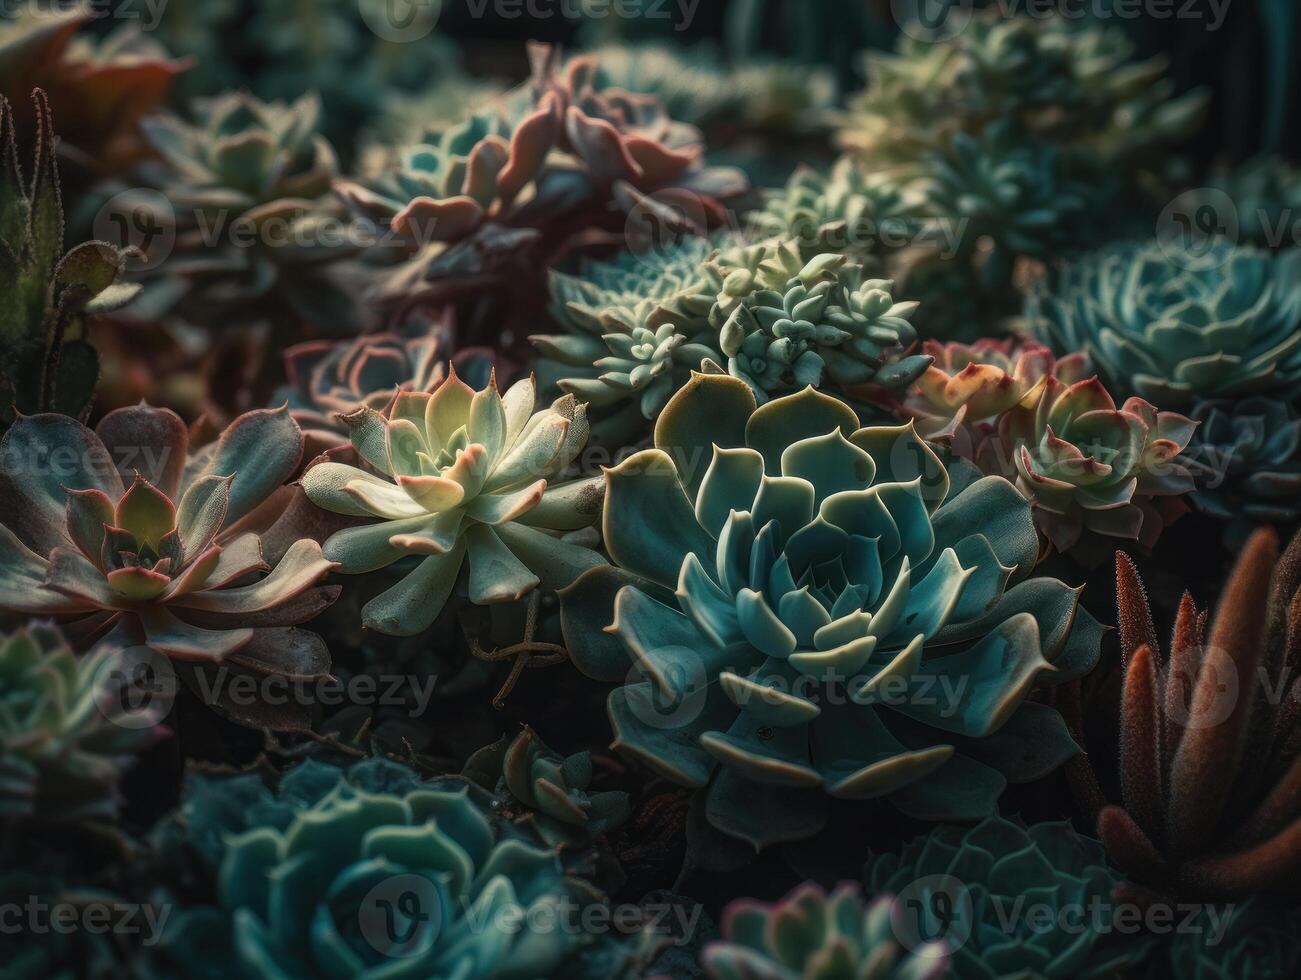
[1,8,1297,980]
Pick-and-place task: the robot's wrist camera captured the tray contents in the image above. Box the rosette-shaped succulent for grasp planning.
[533,235,720,443]
[338,42,746,310]
[0,404,338,721]
[0,4,186,176]
[0,92,140,430]
[129,91,359,332]
[903,340,1195,555]
[282,314,498,457]
[864,817,1152,979]
[1168,900,1301,980]
[561,373,1101,848]
[152,756,589,980]
[1064,530,1301,899]
[303,370,605,635]
[707,241,931,402]
[0,624,160,823]
[1187,397,1301,547]
[1196,155,1301,249]
[702,882,948,980]
[465,726,631,847]
[1028,240,1301,407]
[752,156,919,258]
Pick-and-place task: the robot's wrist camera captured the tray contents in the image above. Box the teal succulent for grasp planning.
[0,624,161,823]
[1168,900,1301,980]
[561,373,1100,849]
[1028,240,1301,408]
[702,882,949,980]
[752,156,920,259]
[707,240,932,402]
[1197,155,1301,249]
[464,726,631,847]
[865,817,1152,980]
[1187,397,1301,546]
[302,369,606,636]
[131,91,360,332]
[151,756,590,980]
[533,235,721,443]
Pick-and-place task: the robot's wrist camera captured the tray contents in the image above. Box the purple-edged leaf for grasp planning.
[45,548,118,610]
[178,585,341,629]
[169,540,335,614]
[176,474,233,559]
[225,626,331,679]
[138,606,253,662]
[95,404,189,497]
[106,566,171,601]
[0,414,121,553]
[114,477,176,549]
[187,405,303,527]
[64,488,114,566]
[0,524,90,614]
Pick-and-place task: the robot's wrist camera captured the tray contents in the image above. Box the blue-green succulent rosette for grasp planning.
[150,757,591,980]
[559,373,1100,850]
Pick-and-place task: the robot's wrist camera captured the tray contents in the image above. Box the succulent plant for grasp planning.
[0,624,161,823]
[0,404,339,727]
[706,240,932,403]
[902,339,1196,556]
[1168,900,1301,980]
[302,370,606,636]
[1064,529,1301,898]
[0,4,186,177]
[702,882,949,980]
[533,234,721,443]
[0,91,140,430]
[1194,155,1301,249]
[1186,397,1301,547]
[282,313,500,458]
[337,42,748,312]
[752,156,920,259]
[150,756,591,980]
[1028,240,1301,408]
[126,91,361,333]
[464,725,631,847]
[561,372,1100,849]
[864,817,1152,980]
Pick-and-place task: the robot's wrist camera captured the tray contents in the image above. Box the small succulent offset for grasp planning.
[464,725,631,847]
[702,882,949,980]
[0,92,140,430]
[0,404,338,721]
[706,240,931,403]
[151,756,589,980]
[562,373,1100,849]
[532,235,720,443]
[0,624,161,823]
[1028,240,1301,408]
[130,91,360,332]
[1186,397,1301,547]
[751,156,919,259]
[338,41,747,310]
[303,370,606,636]
[865,817,1152,980]
[902,340,1197,556]
[1168,900,1301,980]
[1066,530,1301,898]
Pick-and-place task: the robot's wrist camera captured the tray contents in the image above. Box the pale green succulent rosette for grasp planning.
[303,369,606,636]
[560,373,1099,850]
[1029,240,1301,408]
[702,882,949,980]
[707,241,932,403]
[533,236,722,443]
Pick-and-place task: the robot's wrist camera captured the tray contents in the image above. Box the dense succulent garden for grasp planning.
[2,3,1298,979]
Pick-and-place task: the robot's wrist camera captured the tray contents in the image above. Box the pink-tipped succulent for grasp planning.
[903,339,1195,557]
[0,405,338,725]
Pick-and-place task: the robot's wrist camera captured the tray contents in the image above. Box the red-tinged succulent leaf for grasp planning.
[1178,817,1301,898]
[564,106,643,184]
[45,548,117,610]
[95,404,188,498]
[1234,754,1301,849]
[137,605,252,662]
[1115,550,1159,676]
[1119,644,1164,844]
[1168,528,1278,855]
[114,476,176,549]
[623,133,699,184]
[64,487,114,567]
[175,660,314,733]
[0,525,93,613]
[105,565,170,601]
[168,539,334,615]
[224,626,331,680]
[1097,804,1169,884]
[496,95,560,206]
[392,194,485,244]
[1163,592,1203,777]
